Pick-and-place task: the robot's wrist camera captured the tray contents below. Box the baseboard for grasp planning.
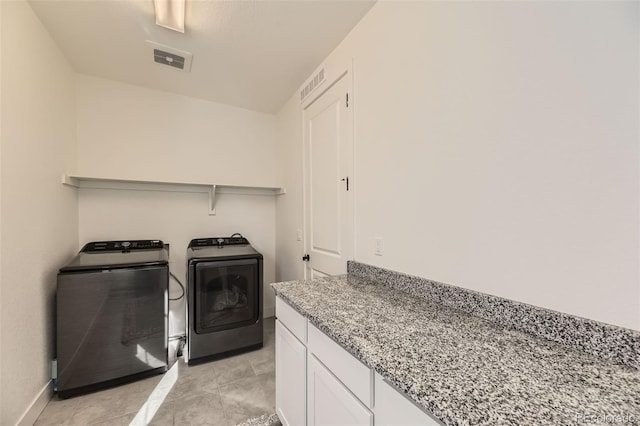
[16,380,52,426]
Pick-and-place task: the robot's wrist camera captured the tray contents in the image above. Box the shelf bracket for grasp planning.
[62,174,80,188]
[208,185,217,215]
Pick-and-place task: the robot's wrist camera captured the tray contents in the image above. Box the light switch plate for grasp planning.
[374,237,383,256]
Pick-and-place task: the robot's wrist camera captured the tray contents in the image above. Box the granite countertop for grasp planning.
[271,274,640,426]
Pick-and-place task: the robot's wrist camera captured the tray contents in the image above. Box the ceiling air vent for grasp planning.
[300,64,326,103]
[146,41,193,72]
[154,49,184,69]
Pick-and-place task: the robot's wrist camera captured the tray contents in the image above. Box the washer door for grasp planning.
[57,266,168,392]
[194,258,259,334]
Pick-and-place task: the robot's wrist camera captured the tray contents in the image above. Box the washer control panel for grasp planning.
[82,240,164,252]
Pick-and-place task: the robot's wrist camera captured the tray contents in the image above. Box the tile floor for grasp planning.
[35,318,276,426]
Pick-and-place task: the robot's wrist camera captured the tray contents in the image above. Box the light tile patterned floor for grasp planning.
[35,318,276,426]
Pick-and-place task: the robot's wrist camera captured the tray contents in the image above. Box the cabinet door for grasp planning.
[374,373,443,426]
[276,320,306,426]
[307,354,373,426]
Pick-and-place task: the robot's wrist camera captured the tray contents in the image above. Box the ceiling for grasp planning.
[27,0,376,113]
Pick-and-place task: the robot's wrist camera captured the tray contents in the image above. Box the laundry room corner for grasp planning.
[77,189,278,334]
[74,75,280,340]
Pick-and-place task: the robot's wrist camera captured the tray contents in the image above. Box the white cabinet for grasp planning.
[307,354,373,426]
[275,297,308,426]
[276,297,307,343]
[276,320,307,426]
[275,295,442,426]
[307,323,373,408]
[374,373,443,426]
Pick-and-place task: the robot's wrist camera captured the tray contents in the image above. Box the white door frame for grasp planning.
[301,64,355,279]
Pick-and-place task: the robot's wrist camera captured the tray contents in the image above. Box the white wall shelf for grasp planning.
[62,174,286,215]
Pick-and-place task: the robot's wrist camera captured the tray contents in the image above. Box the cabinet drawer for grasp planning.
[276,296,307,343]
[307,323,373,408]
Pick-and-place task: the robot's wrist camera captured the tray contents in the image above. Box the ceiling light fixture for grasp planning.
[153,0,185,33]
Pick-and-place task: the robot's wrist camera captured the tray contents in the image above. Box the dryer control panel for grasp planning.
[188,235,248,248]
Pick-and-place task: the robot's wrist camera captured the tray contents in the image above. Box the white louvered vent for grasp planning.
[146,40,193,72]
[300,65,326,103]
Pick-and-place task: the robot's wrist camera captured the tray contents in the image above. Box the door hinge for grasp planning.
[302,254,310,262]
[346,93,349,108]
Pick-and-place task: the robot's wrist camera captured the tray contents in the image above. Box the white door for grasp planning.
[303,73,354,278]
[275,320,307,426]
[307,353,373,426]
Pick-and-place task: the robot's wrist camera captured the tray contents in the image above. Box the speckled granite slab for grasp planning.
[348,261,640,370]
[236,413,280,426]
[271,275,640,426]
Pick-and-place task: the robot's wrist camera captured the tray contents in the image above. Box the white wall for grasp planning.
[76,75,278,186]
[75,76,279,324]
[0,0,4,415]
[1,1,79,424]
[276,1,639,330]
